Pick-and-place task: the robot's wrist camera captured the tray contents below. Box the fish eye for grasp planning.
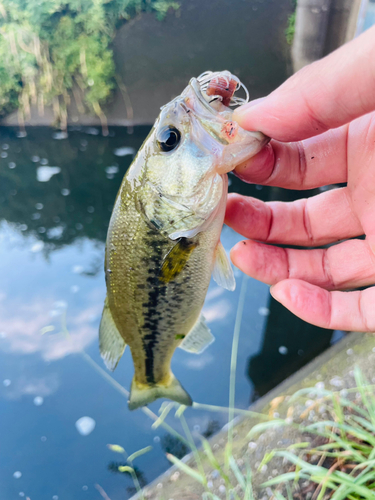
[157,126,181,152]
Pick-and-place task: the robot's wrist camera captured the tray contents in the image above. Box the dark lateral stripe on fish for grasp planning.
[142,232,167,384]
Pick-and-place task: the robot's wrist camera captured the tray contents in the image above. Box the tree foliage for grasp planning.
[0,0,179,130]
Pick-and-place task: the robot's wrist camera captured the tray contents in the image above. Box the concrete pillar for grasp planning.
[292,0,365,72]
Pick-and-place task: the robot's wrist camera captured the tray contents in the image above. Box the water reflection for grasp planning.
[247,296,338,402]
[0,126,148,250]
[0,126,342,500]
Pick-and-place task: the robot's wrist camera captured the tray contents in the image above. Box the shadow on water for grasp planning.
[0,125,343,499]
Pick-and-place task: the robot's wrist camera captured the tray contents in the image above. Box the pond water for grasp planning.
[0,126,344,500]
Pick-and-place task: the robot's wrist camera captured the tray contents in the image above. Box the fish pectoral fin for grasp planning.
[99,297,126,371]
[179,314,214,354]
[128,374,193,410]
[159,238,197,283]
[212,241,236,291]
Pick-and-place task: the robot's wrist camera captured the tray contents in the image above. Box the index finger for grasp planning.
[234,125,347,189]
[233,25,375,142]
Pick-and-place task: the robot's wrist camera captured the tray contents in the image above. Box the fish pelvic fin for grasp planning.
[212,240,236,291]
[128,374,193,410]
[179,314,214,354]
[99,296,126,371]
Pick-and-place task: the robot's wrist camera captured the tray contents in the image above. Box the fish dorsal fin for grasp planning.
[160,238,197,283]
[179,315,214,354]
[99,297,126,371]
[212,241,236,291]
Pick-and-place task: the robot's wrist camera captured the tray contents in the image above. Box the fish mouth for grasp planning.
[189,77,220,116]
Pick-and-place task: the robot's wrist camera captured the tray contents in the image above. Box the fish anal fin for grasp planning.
[179,314,214,354]
[159,238,197,283]
[99,297,126,371]
[212,241,236,291]
[128,374,192,410]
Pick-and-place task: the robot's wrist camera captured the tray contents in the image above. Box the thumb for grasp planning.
[234,25,375,142]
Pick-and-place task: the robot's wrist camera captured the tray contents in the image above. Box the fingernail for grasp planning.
[270,284,283,302]
[233,97,266,122]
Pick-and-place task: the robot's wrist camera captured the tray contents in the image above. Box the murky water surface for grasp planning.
[0,126,342,499]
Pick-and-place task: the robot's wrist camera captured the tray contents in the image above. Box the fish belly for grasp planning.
[105,185,222,388]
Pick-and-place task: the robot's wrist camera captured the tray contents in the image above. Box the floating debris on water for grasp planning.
[72,265,84,274]
[32,156,40,163]
[19,493,25,497]
[54,301,67,310]
[31,213,41,220]
[36,166,61,182]
[85,127,99,135]
[8,162,16,169]
[87,206,94,213]
[75,416,96,436]
[258,307,270,316]
[3,379,11,387]
[35,203,44,210]
[41,436,47,442]
[61,188,70,196]
[278,346,288,355]
[31,241,44,253]
[113,147,135,157]
[153,436,160,443]
[33,396,44,406]
[82,485,88,491]
[47,226,64,239]
[16,131,27,138]
[105,166,119,175]
[40,158,49,165]
[52,131,68,140]
[2,144,9,150]
[13,471,22,479]
[1,151,8,158]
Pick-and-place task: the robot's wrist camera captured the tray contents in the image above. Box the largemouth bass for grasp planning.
[100,71,268,410]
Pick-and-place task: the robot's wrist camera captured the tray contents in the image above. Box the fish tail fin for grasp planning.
[128,374,193,411]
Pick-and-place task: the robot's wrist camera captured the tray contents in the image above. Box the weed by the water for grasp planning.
[259,367,375,499]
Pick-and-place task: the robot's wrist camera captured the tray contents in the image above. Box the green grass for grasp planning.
[259,368,375,499]
[285,11,296,45]
[0,0,179,131]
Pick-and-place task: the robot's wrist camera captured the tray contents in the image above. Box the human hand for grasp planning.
[225,25,375,332]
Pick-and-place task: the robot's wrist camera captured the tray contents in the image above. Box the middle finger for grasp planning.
[225,187,363,247]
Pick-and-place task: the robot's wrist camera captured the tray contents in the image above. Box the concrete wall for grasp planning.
[292,0,365,71]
